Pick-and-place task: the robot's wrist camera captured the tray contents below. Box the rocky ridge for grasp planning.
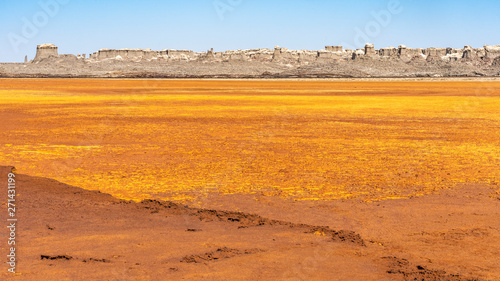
[1,43,500,78]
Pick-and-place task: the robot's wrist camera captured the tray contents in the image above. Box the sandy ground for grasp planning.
[1,166,499,281]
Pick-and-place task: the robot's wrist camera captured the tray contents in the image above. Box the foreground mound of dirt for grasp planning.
[1,166,498,280]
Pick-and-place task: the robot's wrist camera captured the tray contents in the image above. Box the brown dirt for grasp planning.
[1,166,499,280]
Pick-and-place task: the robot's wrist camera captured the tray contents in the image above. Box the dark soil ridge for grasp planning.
[136,199,366,246]
[1,72,499,79]
[180,247,265,264]
[382,257,484,281]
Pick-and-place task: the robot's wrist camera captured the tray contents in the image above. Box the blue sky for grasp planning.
[1,0,500,62]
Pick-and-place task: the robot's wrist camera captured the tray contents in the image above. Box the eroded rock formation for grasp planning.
[2,43,499,78]
[33,43,58,63]
[26,43,500,66]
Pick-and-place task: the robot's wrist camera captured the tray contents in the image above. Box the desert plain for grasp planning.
[1,79,499,280]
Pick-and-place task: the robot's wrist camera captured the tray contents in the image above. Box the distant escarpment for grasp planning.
[1,43,500,78]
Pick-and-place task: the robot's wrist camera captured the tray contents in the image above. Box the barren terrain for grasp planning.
[1,166,499,280]
[0,79,499,280]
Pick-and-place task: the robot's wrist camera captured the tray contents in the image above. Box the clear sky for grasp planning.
[1,0,500,62]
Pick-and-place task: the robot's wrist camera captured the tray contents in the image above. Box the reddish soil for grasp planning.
[1,166,499,280]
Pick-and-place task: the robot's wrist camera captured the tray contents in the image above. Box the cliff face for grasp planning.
[81,43,500,65]
[1,43,499,78]
[32,44,58,63]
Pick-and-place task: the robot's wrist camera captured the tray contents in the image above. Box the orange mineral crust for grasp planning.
[1,79,499,202]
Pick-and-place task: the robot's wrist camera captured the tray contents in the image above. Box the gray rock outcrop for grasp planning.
[364,43,376,57]
[32,43,58,63]
[4,43,500,78]
[485,45,500,59]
